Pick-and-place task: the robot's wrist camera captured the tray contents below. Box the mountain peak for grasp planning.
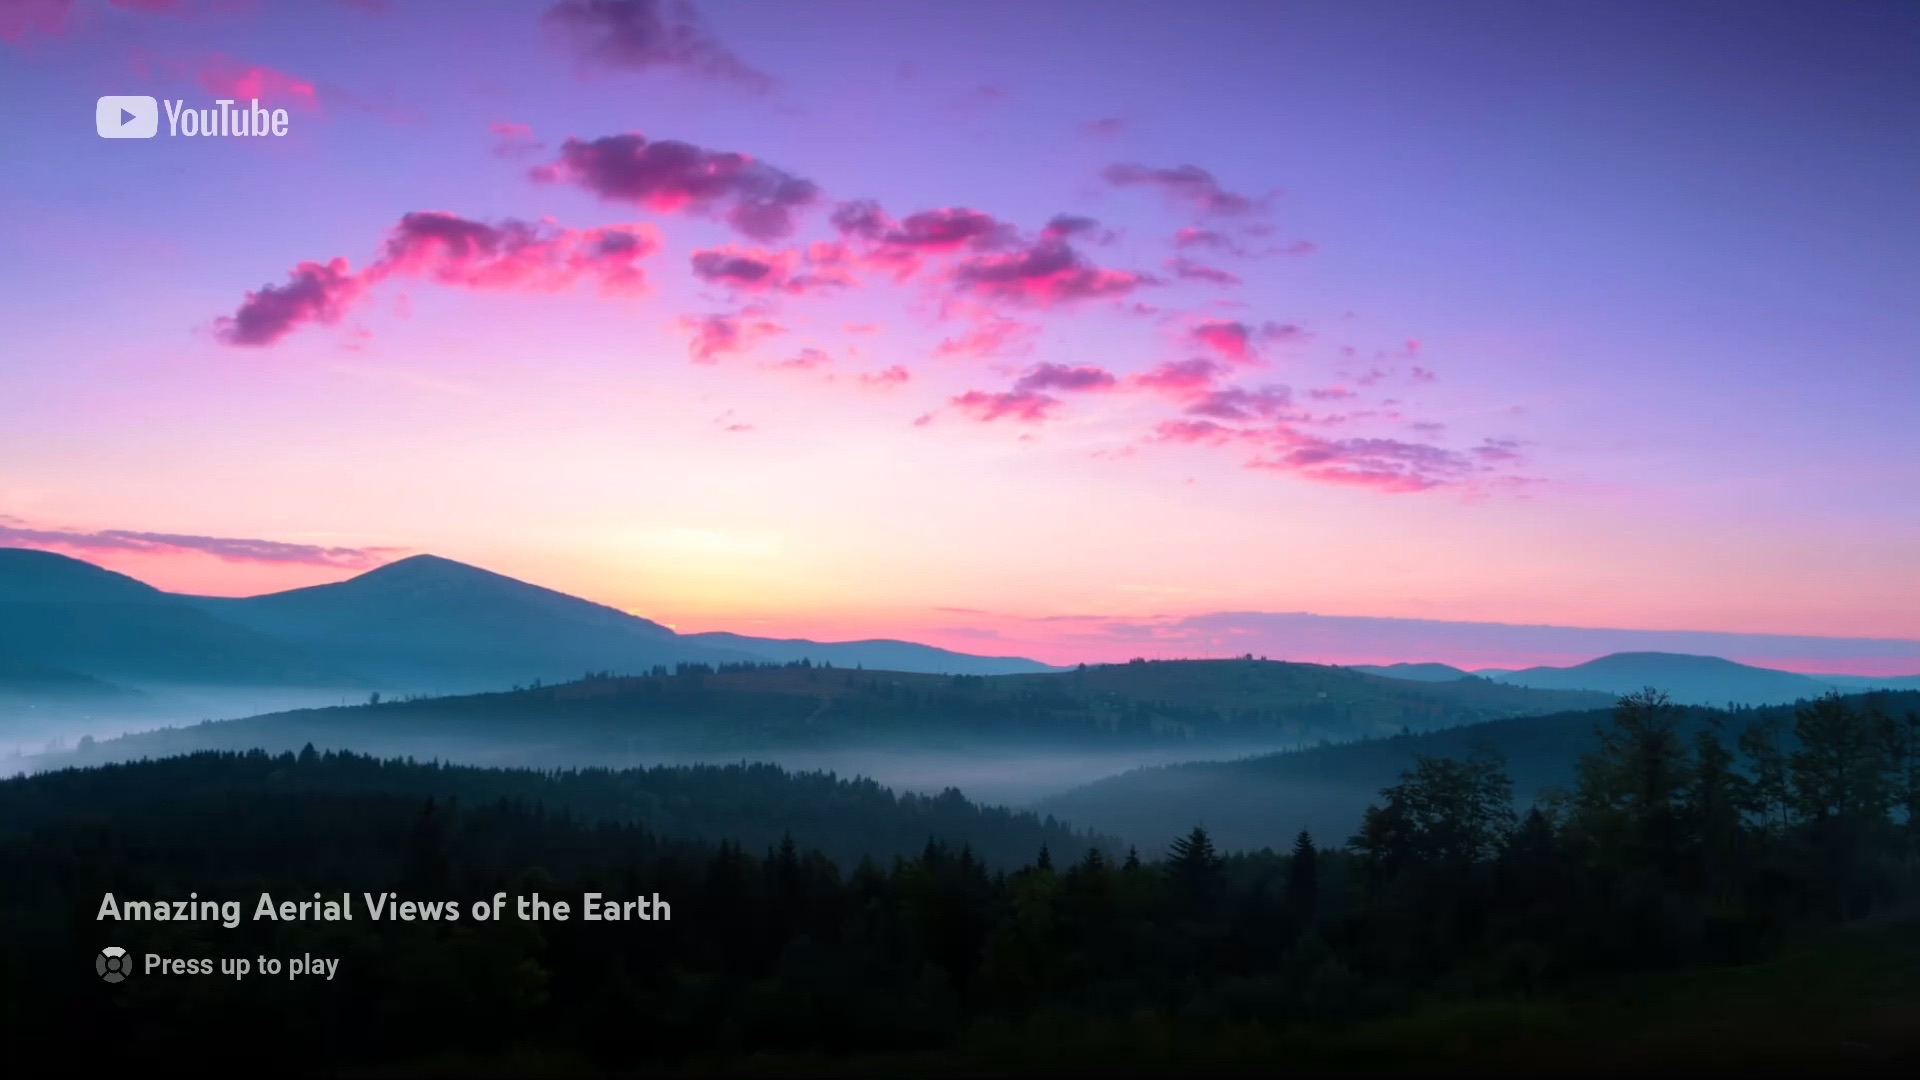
[351,553,497,582]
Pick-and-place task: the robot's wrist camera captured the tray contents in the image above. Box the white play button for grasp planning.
[96,95,159,139]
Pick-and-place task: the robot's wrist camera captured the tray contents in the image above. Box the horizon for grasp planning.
[4,1,1917,675]
[8,544,1917,678]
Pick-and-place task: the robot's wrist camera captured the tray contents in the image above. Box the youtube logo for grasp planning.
[96,95,159,139]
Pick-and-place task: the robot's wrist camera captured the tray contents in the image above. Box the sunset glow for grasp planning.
[3,0,1915,673]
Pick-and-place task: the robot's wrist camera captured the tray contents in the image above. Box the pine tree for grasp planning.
[1035,843,1053,872]
[1286,829,1319,923]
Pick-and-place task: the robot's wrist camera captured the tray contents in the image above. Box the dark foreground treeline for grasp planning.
[3,690,1918,1074]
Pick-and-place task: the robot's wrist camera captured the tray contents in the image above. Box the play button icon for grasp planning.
[96,95,159,139]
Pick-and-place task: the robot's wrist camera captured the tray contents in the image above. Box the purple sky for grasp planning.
[1,0,1916,673]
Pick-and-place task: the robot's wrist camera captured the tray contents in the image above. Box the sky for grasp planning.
[2,0,1917,674]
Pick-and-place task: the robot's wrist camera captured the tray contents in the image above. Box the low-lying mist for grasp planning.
[10,710,1298,810]
[1,685,377,759]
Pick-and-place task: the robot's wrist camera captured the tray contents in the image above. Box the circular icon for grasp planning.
[96,946,131,983]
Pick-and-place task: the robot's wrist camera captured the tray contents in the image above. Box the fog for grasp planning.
[8,704,1307,811]
[1,685,376,759]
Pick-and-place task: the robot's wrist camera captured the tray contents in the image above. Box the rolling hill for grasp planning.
[1347,662,1476,682]
[1482,651,1844,706]
[1036,689,1920,852]
[683,630,1055,675]
[41,657,1615,773]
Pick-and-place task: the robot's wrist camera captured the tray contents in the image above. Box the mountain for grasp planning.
[0,548,348,687]
[682,631,1056,675]
[184,553,760,693]
[0,549,1066,696]
[1037,689,1920,851]
[1348,662,1475,682]
[1479,651,1841,706]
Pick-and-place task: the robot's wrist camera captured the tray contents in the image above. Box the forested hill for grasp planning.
[2,749,1104,872]
[45,658,1613,765]
[1039,689,1920,852]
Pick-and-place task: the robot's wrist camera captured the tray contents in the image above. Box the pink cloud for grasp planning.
[197,55,320,110]
[0,521,401,568]
[490,121,546,160]
[951,239,1151,306]
[0,0,70,43]
[768,347,832,370]
[1190,319,1307,364]
[1133,358,1226,399]
[374,212,657,295]
[1151,418,1243,445]
[1103,162,1266,217]
[1245,428,1477,492]
[950,388,1059,424]
[1165,256,1241,286]
[1040,214,1113,244]
[214,258,367,347]
[1308,386,1357,401]
[1079,117,1128,138]
[1185,384,1293,421]
[543,0,771,91]
[532,133,820,240]
[689,243,854,295]
[1014,363,1118,394]
[934,314,1038,360]
[858,365,911,388]
[681,312,783,363]
[214,212,660,346]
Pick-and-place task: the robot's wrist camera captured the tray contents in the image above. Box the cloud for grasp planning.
[689,243,853,295]
[0,0,70,45]
[1078,117,1128,138]
[1308,386,1357,401]
[1185,384,1293,421]
[1133,358,1226,398]
[769,347,831,371]
[934,314,1038,360]
[533,133,820,240]
[951,238,1151,307]
[374,211,657,295]
[490,121,546,160]
[950,388,1059,424]
[1013,363,1117,394]
[543,0,771,91]
[215,258,368,347]
[1151,418,1243,445]
[1165,256,1241,286]
[1040,214,1112,244]
[1473,437,1524,464]
[1173,227,1243,253]
[1190,319,1307,364]
[0,522,401,568]
[681,311,783,363]
[1103,162,1266,217]
[858,364,910,388]
[1245,428,1476,492]
[215,212,661,346]
[197,55,319,110]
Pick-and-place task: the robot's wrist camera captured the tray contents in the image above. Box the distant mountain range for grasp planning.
[0,548,1054,696]
[1350,651,1920,706]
